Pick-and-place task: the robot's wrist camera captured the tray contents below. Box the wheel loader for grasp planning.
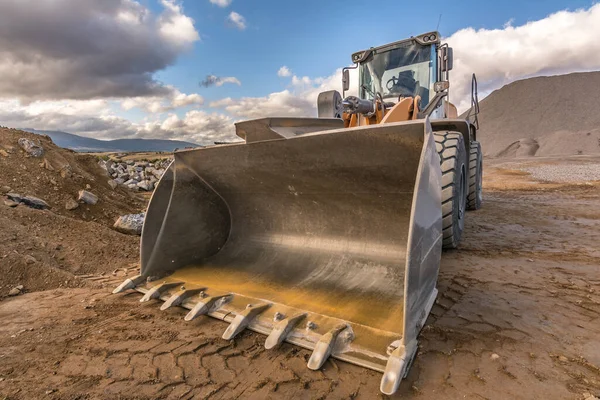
[114,31,482,395]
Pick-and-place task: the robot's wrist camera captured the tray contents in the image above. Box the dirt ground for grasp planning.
[1,152,599,399]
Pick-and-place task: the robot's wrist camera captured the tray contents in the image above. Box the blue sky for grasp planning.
[154,0,595,107]
[1,0,599,143]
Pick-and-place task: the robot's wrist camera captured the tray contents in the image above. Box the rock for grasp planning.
[113,213,145,235]
[60,165,72,179]
[24,255,36,264]
[108,180,118,190]
[114,178,125,185]
[21,196,50,209]
[17,138,44,157]
[65,198,79,210]
[558,355,568,363]
[583,393,600,400]
[0,149,8,157]
[490,353,500,361]
[127,184,139,191]
[137,180,154,191]
[1,186,11,194]
[39,158,54,171]
[77,190,98,205]
[85,184,91,190]
[135,161,149,167]
[152,169,165,179]
[4,199,19,207]
[8,285,24,296]
[6,192,22,202]
[124,179,139,186]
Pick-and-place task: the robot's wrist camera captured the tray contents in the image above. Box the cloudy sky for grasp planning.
[0,0,599,144]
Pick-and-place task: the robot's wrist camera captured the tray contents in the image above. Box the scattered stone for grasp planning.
[583,392,600,400]
[21,196,50,210]
[107,180,118,190]
[0,149,8,157]
[77,190,98,205]
[8,285,24,296]
[18,138,44,157]
[0,186,11,194]
[59,165,72,179]
[6,193,23,203]
[114,178,125,185]
[113,213,145,235]
[490,353,500,361]
[24,255,37,264]
[137,180,154,191]
[558,355,569,363]
[4,199,19,207]
[85,184,91,190]
[39,158,54,171]
[124,179,139,186]
[65,199,79,211]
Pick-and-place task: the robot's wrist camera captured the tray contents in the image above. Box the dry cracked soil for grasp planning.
[1,140,599,399]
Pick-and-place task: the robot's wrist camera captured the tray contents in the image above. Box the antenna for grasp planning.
[436,14,442,31]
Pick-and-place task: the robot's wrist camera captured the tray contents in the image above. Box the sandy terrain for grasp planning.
[0,152,598,399]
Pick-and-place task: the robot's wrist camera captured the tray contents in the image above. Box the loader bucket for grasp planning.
[115,117,442,395]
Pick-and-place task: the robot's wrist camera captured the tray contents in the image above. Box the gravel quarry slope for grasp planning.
[0,157,599,400]
[474,72,600,158]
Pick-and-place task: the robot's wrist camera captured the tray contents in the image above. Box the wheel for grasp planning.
[467,141,483,210]
[434,131,468,249]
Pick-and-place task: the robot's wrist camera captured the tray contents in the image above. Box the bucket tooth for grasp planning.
[160,287,207,311]
[264,313,307,350]
[184,294,232,321]
[307,323,350,370]
[380,342,416,395]
[139,281,184,302]
[222,303,271,340]
[112,275,146,294]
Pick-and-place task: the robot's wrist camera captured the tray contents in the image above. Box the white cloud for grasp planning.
[158,0,200,45]
[278,66,292,77]
[448,4,600,112]
[227,11,246,30]
[210,0,232,7]
[120,89,204,113]
[0,98,237,145]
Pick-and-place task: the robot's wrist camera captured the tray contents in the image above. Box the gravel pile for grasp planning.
[98,158,172,191]
[519,163,600,183]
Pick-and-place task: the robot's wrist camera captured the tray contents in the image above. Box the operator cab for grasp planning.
[355,33,438,109]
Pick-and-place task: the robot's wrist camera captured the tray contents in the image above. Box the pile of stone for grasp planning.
[98,158,172,192]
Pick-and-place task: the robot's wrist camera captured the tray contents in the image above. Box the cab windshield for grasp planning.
[359,42,432,107]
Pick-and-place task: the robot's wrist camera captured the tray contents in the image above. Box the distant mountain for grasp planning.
[21,128,201,153]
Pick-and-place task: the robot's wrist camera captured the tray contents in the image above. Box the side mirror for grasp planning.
[342,69,350,92]
[441,47,453,72]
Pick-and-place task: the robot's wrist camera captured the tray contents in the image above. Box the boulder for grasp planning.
[124,179,139,186]
[65,198,79,210]
[137,180,154,191]
[113,213,145,235]
[60,165,73,179]
[39,158,54,171]
[4,199,19,207]
[108,180,118,190]
[77,190,98,205]
[114,178,125,185]
[18,138,44,157]
[8,285,24,296]
[21,196,50,209]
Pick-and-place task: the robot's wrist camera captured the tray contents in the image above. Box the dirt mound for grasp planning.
[475,72,600,158]
[0,128,145,297]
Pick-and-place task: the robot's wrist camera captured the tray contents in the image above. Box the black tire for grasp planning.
[434,131,468,249]
[467,141,483,210]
